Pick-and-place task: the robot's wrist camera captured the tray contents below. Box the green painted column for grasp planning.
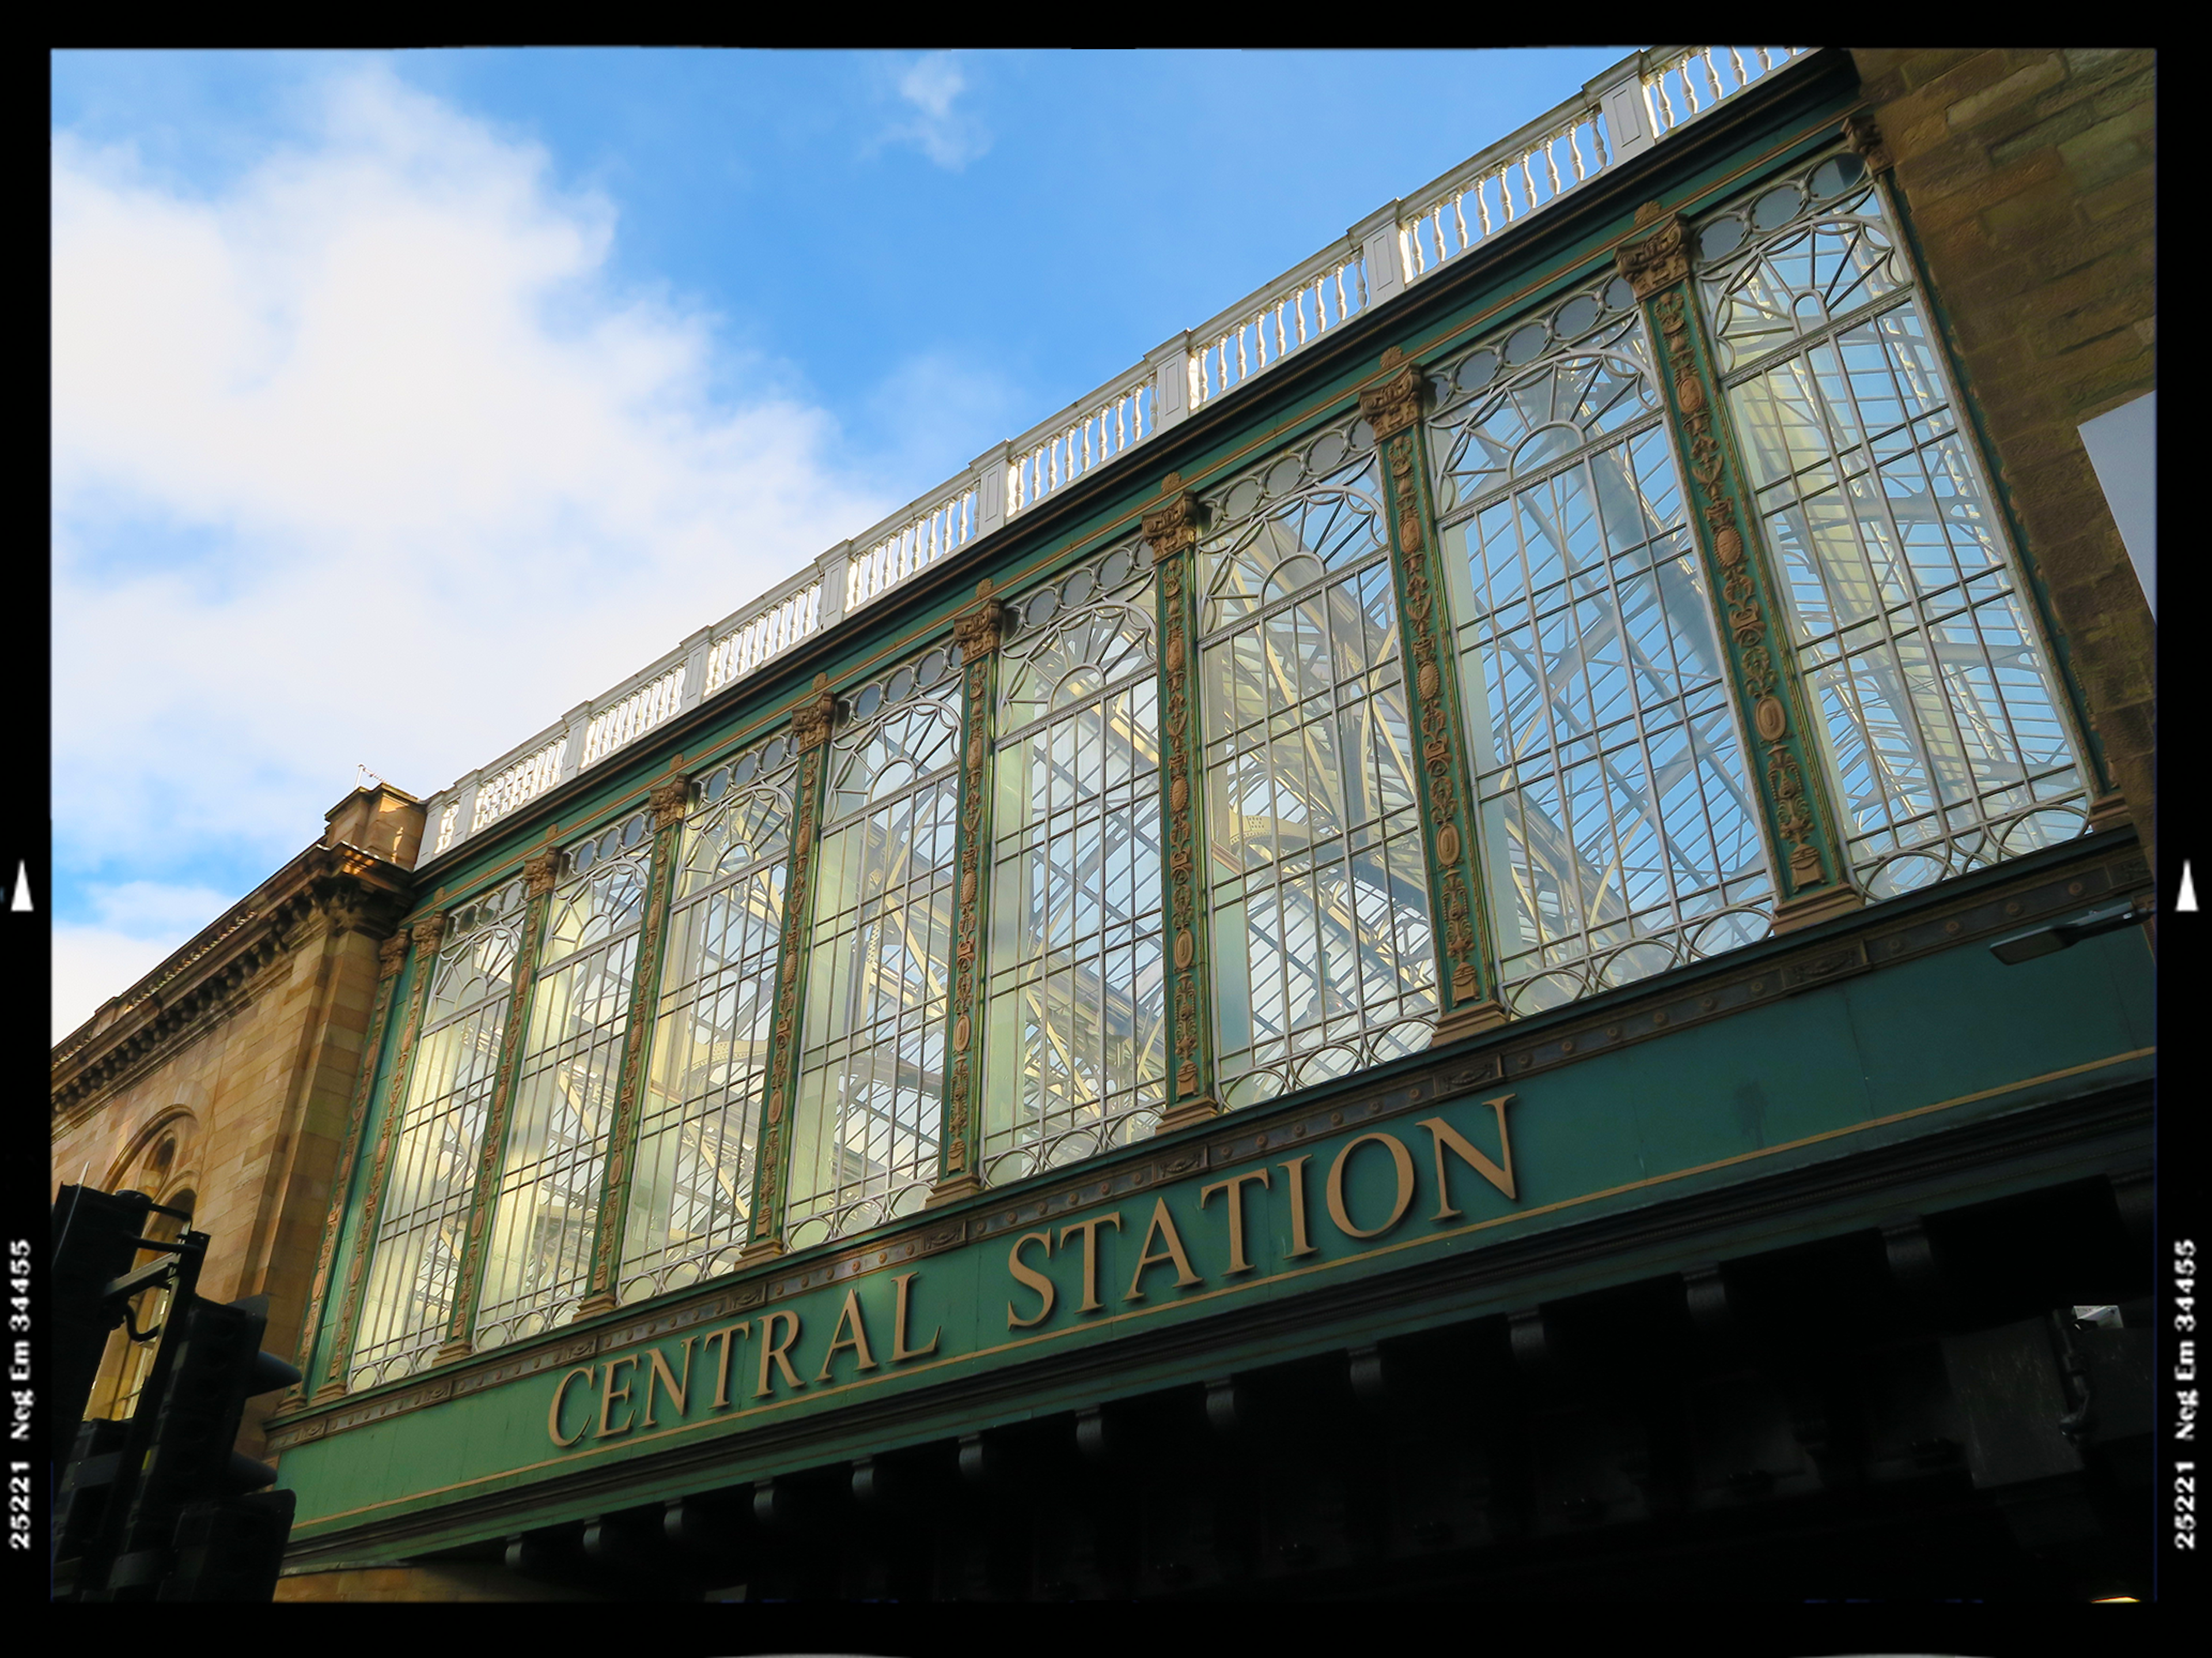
[289,927,410,1403]
[1618,211,1862,933]
[316,913,444,1400]
[1358,357,1513,1045]
[739,682,839,1262]
[931,586,1007,1203]
[435,844,562,1360]
[1145,478,1220,1133]
[571,770,694,1319]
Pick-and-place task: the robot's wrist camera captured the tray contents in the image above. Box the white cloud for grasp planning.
[884,53,991,170]
[51,883,243,1044]
[51,65,891,1040]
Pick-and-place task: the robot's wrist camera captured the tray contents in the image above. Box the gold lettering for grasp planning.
[548,1364,594,1447]
[1278,1156,1317,1258]
[595,1354,638,1439]
[1008,1232,1056,1328]
[700,1321,749,1410]
[1199,1168,1271,1276]
[1325,1133,1417,1240]
[1124,1197,1202,1301]
[1058,1213,1125,1314]
[754,1309,804,1399]
[639,1337,699,1428]
[892,1271,940,1360]
[1419,1096,1518,1217]
[815,1289,880,1382]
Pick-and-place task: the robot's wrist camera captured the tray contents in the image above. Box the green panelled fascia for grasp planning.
[1146,489,1219,1118]
[743,703,834,1254]
[577,778,694,1312]
[937,599,1006,1194]
[1619,218,1861,923]
[1361,366,1510,1038]
[441,850,561,1355]
[271,910,2151,1553]
[1861,156,2123,804]
[316,916,444,1397]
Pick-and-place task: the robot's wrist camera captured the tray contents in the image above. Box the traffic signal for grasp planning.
[103,1293,302,1601]
[50,1185,156,1463]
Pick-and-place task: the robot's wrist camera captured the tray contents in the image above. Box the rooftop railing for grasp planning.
[421,44,1809,857]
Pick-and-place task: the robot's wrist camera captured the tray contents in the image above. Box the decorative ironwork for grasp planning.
[1691,152,2092,903]
[784,644,965,1248]
[1425,269,1777,1012]
[1146,479,1218,1126]
[1194,417,1440,1108]
[434,850,559,1357]
[983,537,1166,1180]
[618,734,798,1301]
[474,816,656,1349]
[575,777,695,1313]
[1618,205,1855,925]
[1360,361,1503,1039]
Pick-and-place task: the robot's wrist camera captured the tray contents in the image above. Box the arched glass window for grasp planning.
[1197,412,1437,1107]
[618,733,798,1302]
[476,810,654,1347]
[787,642,964,1249]
[351,877,528,1388]
[1696,150,2091,898]
[1428,271,1772,1015]
[984,537,1165,1182]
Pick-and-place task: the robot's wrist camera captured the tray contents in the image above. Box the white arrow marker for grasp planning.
[9,861,28,911]
[2180,860,2199,913]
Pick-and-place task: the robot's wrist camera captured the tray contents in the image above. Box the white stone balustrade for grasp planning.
[422,46,1816,857]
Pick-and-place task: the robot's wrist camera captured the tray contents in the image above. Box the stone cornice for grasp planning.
[51,841,417,1121]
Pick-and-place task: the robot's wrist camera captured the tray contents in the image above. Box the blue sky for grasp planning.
[51,47,1634,1039]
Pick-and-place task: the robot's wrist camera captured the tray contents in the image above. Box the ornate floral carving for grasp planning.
[1650,287,1827,893]
[522,847,562,898]
[1142,487,1202,561]
[1154,537,1210,1103]
[377,932,411,979]
[410,914,447,952]
[1616,212,1691,300]
[792,687,840,753]
[1358,364,1426,442]
[649,771,691,829]
[941,627,999,1176]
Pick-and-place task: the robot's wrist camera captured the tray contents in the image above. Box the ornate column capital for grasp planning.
[1357,360,1427,441]
[409,913,447,952]
[951,589,1006,658]
[377,931,412,980]
[792,676,840,752]
[522,846,562,898]
[650,771,692,829]
[1616,207,1691,300]
[1142,475,1203,559]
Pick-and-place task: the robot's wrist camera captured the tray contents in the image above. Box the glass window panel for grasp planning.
[1699,152,2091,895]
[474,812,655,1348]
[786,648,962,1249]
[1199,413,1437,1105]
[617,738,797,1304]
[349,877,529,1390]
[1430,275,1773,1015]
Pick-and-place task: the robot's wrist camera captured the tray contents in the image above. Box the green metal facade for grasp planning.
[270,54,2153,1574]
